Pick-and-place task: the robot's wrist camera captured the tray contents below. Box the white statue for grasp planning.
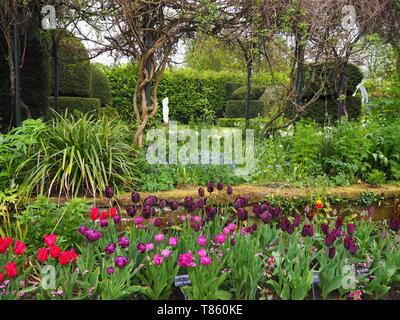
[353,83,369,105]
[162,97,169,124]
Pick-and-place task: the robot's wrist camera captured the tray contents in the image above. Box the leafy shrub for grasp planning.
[90,66,112,107]
[48,96,100,114]
[303,61,364,97]
[298,96,362,125]
[230,86,266,100]
[224,83,242,98]
[225,100,264,118]
[14,112,141,198]
[49,31,92,98]
[366,170,387,185]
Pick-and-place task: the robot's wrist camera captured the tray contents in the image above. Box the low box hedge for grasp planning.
[48,96,101,114]
[225,100,264,118]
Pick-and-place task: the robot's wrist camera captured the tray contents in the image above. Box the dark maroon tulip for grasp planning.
[261,212,272,224]
[328,247,336,259]
[287,224,295,235]
[183,197,194,209]
[205,206,217,220]
[144,195,157,207]
[166,220,173,227]
[251,223,258,231]
[104,186,114,198]
[234,196,248,210]
[301,225,314,237]
[217,182,224,191]
[113,215,121,224]
[131,192,140,203]
[349,242,358,255]
[389,218,400,232]
[253,204,261,218]
[347,223,355,235]
[154,218,161,227]
[260,202,270,213]
[279,218,290,231]
[344,236,353,250]
[170,200,179,211]
[207,182,214,193]
[249,228,255,235]
[320,223,329,235]
[325,233,335,247]
[227,186,233,195]
[198,188,205,197]
[142,206,151,219]
[230,238,236,246]
[163,229,169,235]
[126,205,136,217]
[136,243,146,253]
[272,206,282,218]
[196,198,205,208]
[194,224,201,232]
[333,228,341,239]
[159,199,168,208]
[293,215,301,227]
[335,217,343,230]
[237,208,248,221]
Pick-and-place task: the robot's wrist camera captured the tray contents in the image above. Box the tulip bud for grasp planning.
[126,205,136,217]
[104,186,114,198]
[217,182,224,191]
[198,188,205,197]
[227,186,233,195]
[131,192,140,203]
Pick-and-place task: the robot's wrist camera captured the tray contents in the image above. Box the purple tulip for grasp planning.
[279,218,290,231]
[389,218,400,232]
[113,215,121,224]
[196,198,205,208]
[344,236,353,250]
[114,256,129,269]
[335,217,343,230]
[217,182,224,191]
[77,226,88,234]
[159,199,168,207]
[84,229,103,242]
[166,220,173,227]
[143,195,157,207]
[320,223,330,235]
[251,223,258,231]
[328,247,336,259]
[183,197,194,209]
[118,237,130,249]
[131,192,140,203]
[137,243,146,253]
[287,224,295,235]
[230,238,236,246]
[272,206,282,218]
[107,267,115,274]
[170,200,179,211]
[325,233,335,247]
[153,218,161,227]
[207,182,214,193]
[261,212,272,224]
[142,206,151,219]
[349,242,358,255]
[293,215,301,227]
[347,223,355,235]
[237,208,248,221]
[301,225,314,237]
[252,204,260,218]
[100,219,108,228]
[198,188,205,197]
[227,186,233,195]
[126,205,136,217]
[234,196,247,210]
[205,206,217,221]
[260,202,270,213]
[104,186,114,198]
[104,243,116,254]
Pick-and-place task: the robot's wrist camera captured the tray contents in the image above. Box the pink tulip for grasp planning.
[135,217,143,224]
[200,256,212,265]
[146,243,154,251]
[228,223,236,231]
[197,248,207,257]
[161,249,171,258]
[222,227,230,235]
[169,237,178,246]
[155,234,165,242]
[197,236,206,246]
[154,254,163,265]
[215,234,226,244]
[193,216,201,223]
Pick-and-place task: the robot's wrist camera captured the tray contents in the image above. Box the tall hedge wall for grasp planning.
[105,65,277,123]
[90,66,112,107]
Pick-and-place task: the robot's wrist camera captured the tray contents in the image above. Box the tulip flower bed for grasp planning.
[1,182,400,300]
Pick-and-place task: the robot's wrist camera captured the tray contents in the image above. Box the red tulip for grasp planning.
[4,262,17,278]
[0,237,12,254]
[44,234,57,247]
[38,248,49,262]
[50,245,61,259]
[13,240,26,256]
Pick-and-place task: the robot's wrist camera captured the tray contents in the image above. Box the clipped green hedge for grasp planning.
[105,65,276,123]
[230,86,266,100]
[49,31,92,98]
[298,96,362,124]
[225,100,264,118]
[48,96,100,114]
[90,66,112,107]
[303,61,363,98]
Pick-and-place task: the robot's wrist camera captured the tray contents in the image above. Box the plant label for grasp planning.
[313,271,320,284]
[174,274,191,287]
